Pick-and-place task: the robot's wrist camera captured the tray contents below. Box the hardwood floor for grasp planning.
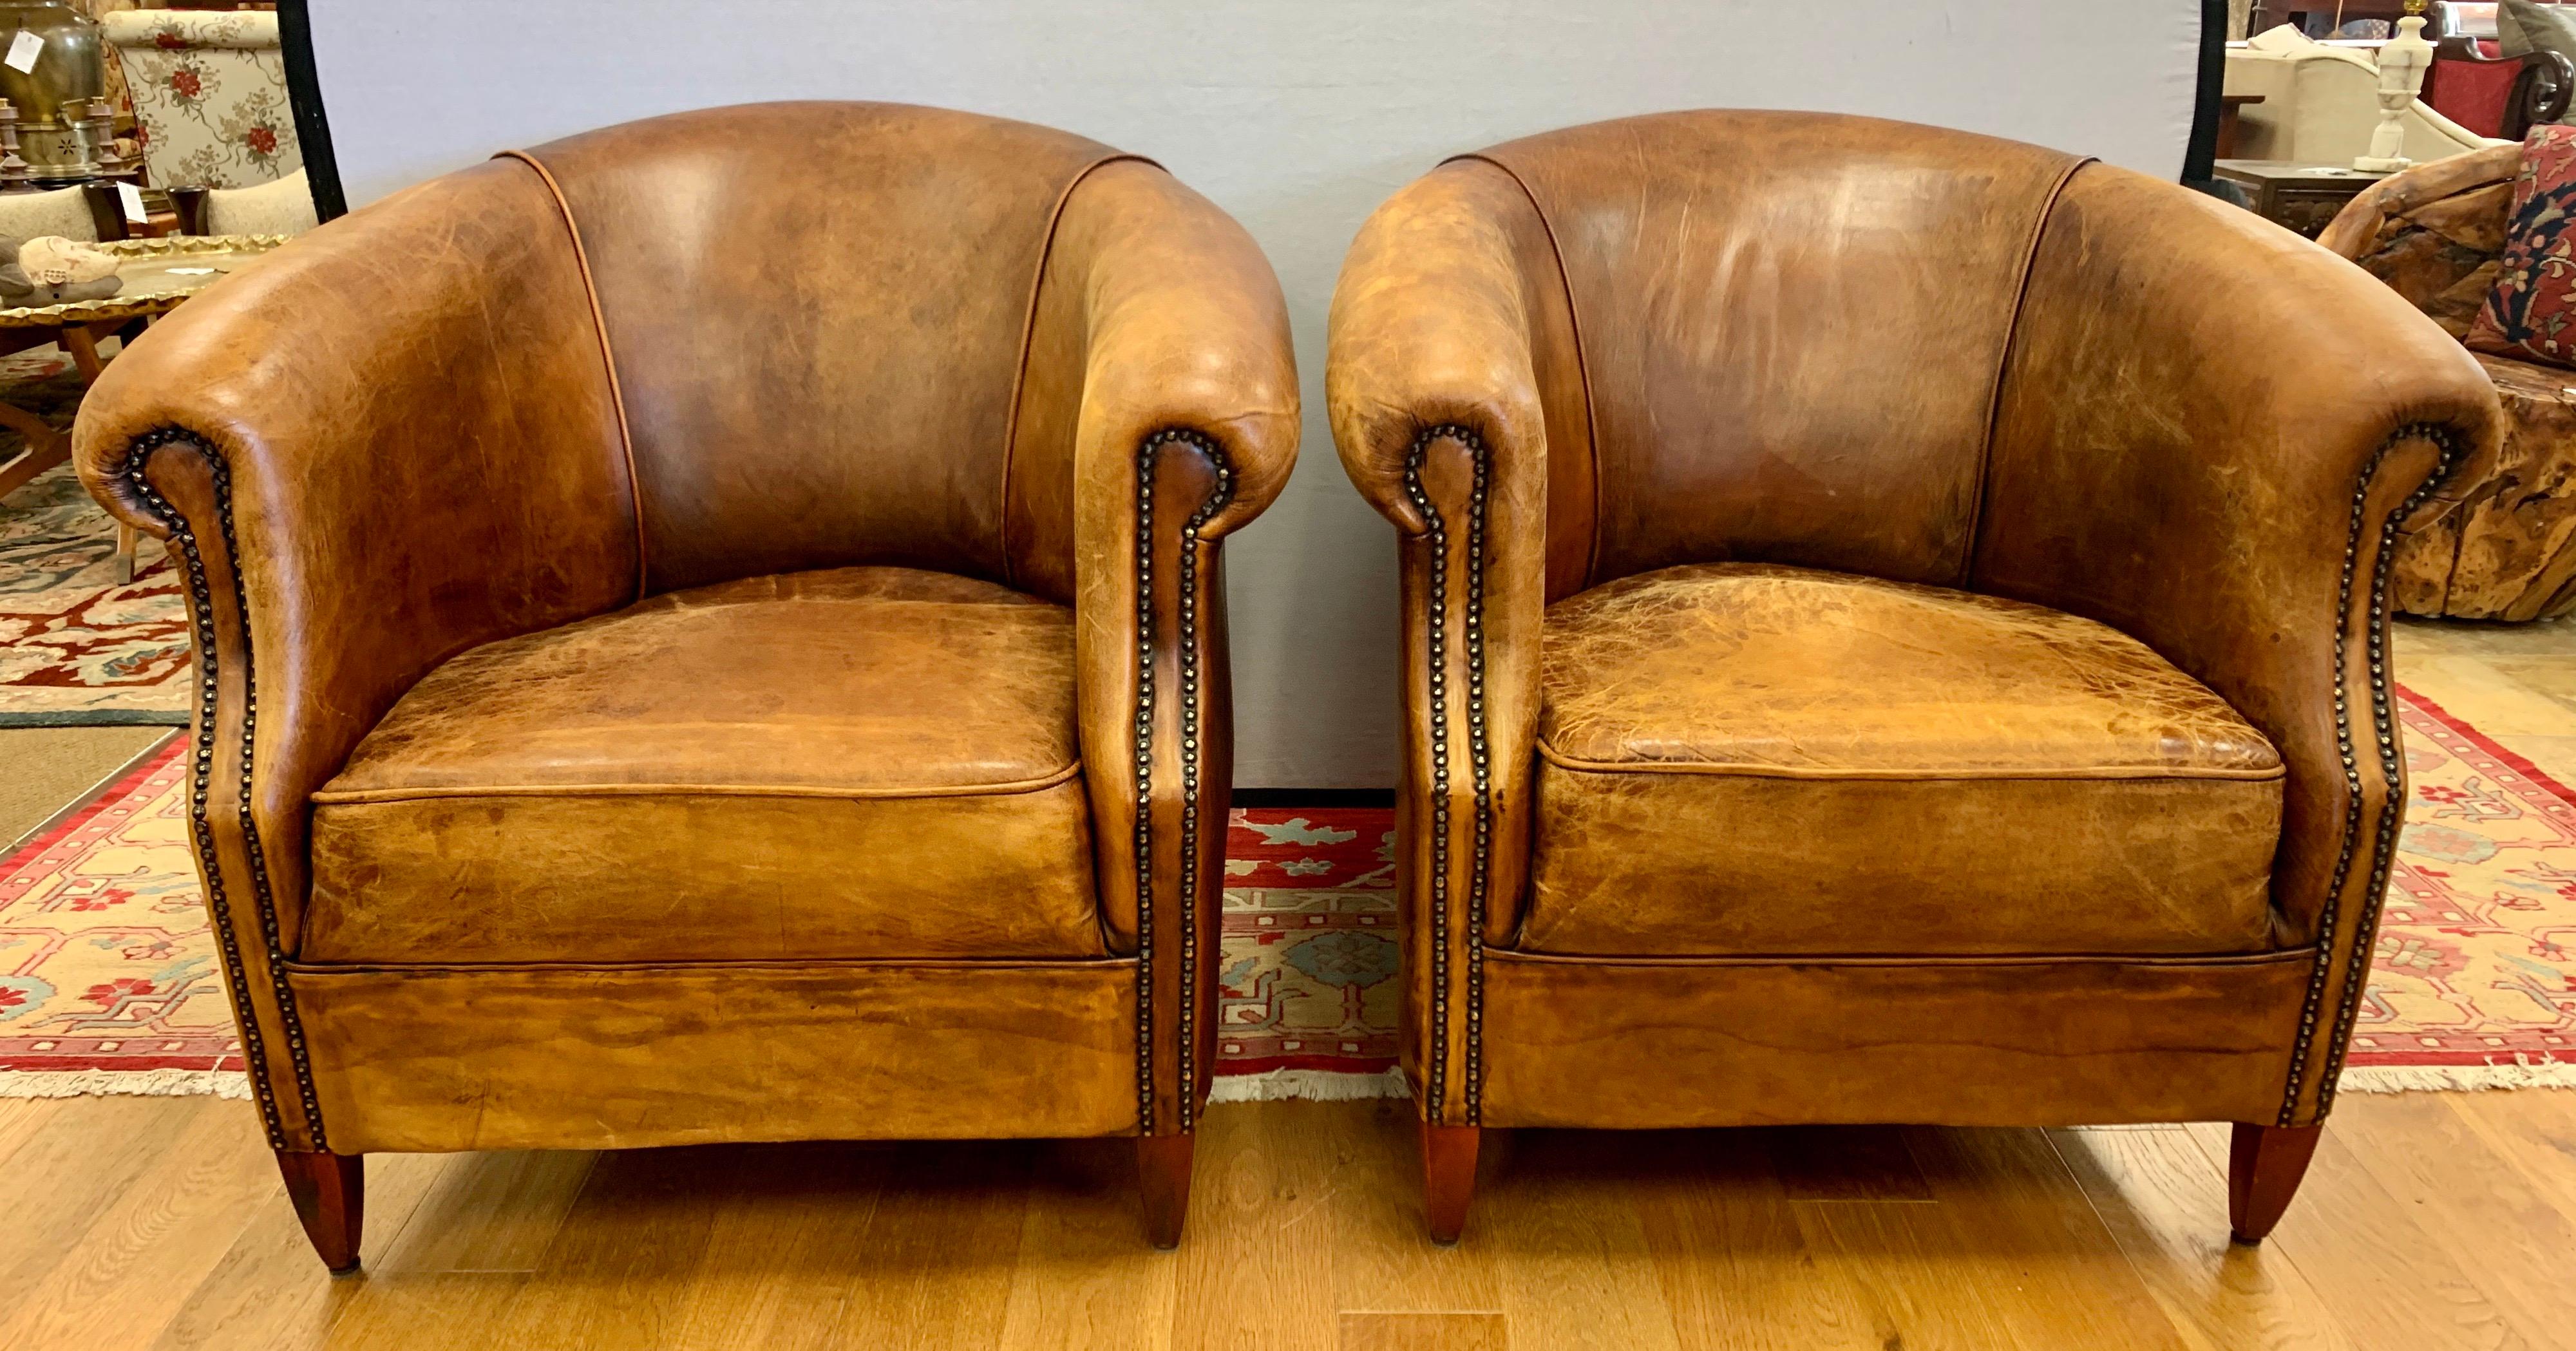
[0,1093,2571,1350]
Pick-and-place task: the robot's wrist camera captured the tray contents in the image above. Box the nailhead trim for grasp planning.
[2279,421,2464,1126]
[1133,428,1235,1135]
[1401,425,1493,1127]
[118,427,325,1152]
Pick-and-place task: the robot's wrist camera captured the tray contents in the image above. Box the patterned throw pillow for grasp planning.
[2469,124,2576,367]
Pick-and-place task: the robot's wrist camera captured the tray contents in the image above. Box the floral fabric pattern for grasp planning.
[104,11,299,191]
[2470,124,2576,367]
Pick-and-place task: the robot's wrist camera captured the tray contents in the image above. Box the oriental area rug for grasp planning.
[2,688,2570,1099]
[0,345,189,728]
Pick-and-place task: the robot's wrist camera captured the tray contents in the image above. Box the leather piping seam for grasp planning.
[286,956,1137,976]
[1133,428,1235,1136]
[1533,746,2285,782]
[998,151,1159,590]
[1962,153,2094,587]
[1488,946,2317,969]
[1401,423,1492,1126]
[309,762,1083,804]
[1451,151,1600,590]
[2280,420,2467,1126]
[498,149,648,601]
[118,426,324,1152]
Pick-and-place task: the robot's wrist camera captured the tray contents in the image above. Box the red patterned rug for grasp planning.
[2347,685,2576,1088]
[0,342,190,728]
[4,686,2569,1097]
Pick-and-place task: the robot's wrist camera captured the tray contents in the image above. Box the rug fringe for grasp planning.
[2337,1059,2576,1092]
[6,1062,2562,1103]
[0,1068,251,1099]
[1207,1066,1410,1104]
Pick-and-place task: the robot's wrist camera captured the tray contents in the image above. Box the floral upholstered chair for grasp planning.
[103,8,301,190]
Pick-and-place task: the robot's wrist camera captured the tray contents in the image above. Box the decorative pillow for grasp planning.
[2468,124,2576,366]
[2498,0,2576,71]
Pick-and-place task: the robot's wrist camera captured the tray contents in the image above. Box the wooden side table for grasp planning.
[0,234,286,581]
[2214,160,2395,239]
[2217,94,2265,160]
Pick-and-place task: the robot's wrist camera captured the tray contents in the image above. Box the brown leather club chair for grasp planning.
[71,102,1297,1268]
[1326,111,2501,1244]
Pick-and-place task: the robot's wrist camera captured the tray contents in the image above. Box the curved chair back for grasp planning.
[1459,111,2082,594]
[506,102,1137,598]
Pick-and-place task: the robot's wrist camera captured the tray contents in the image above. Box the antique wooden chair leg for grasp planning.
[275,1149,365,1274]
[114,522,136,583]
[1137,1133,1195,1251]
[61,323,106,383]
[1421,1120,1481,1245]
[2228,1122,2323,1244]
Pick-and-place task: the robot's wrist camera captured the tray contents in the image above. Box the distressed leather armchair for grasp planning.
[1327,111,2500,1243]
[73,102,1296,1267]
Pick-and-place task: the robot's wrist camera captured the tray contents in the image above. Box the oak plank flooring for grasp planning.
[813,1142,1031,1348]
[1174,1102,1340,1351]
[994,1140,1180,1351]
[1338,1310,1510,1350]
[2183,1119,2539,1351]
[2047,1125,2356,1351]
[0,1099,283,1350]
[480,1146,737,1351]
[2318,1096,2576,1339]
[1323,1100,1502,1319]
[2447,1089,2576,1219]
[1477,1130,1687,1351]
[0,1091,2572,1349]
[144,1151,447,1351]
[371,1148,597,1276]
[1628,1129,1884,1351]
[0,1095,209,1321]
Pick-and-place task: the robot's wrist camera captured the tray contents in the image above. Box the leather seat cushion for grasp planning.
[303,567,1103,965]
[1525,563,2286,958]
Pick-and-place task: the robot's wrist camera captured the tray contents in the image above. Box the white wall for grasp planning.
[307,0,2202,787]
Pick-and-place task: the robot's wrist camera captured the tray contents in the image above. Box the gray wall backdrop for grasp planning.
[307,0,2201,786]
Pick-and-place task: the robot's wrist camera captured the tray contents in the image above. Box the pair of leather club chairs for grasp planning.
[73,102,2499,1271]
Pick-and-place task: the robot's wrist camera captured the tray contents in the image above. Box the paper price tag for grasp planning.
[5,32,43,75]
[117,181,146,224]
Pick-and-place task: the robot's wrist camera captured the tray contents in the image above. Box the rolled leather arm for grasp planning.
[1326,162,1551,1125]
[1327,161,1550,538]
[70,156,639,1152]
[1059,160,1298,1135]
[1973,163,2502,1128]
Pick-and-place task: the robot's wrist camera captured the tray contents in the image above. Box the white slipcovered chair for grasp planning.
[2225,24,2506,161]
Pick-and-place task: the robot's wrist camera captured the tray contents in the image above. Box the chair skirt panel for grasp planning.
[1473,951,2308,1130]
[292,960,1141,1153]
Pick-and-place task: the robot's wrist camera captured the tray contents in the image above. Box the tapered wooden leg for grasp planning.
[1421,1120,1481,1245]
[2228,1122,2322,1244]
[113,522,136,583]
[62,324,106,383]
[274,1149,365,1274]
[1137,1133,1195,1250]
